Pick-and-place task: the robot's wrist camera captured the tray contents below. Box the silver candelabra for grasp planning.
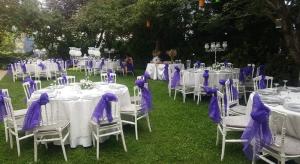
[204,41,227,65]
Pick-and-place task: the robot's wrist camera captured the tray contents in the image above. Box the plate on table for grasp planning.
[284,102,300,112]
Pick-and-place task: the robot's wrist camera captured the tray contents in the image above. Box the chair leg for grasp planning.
[244,91,247,104]
[183,94,186,103]
[61,140,68,161]
[221,131,226,161]
[96,138,100,160]
[135,115,138,140]
[34,136,38,162]
[168,88,171,97]
[174,90,177,100]
[280,157,285,164]
[216,127,219,146]
[9,130,13,149]
[4,121,8,142]
[16,138,21,157]
[146,115,152,132]
[120,130,127,152]
[197,94,200,105]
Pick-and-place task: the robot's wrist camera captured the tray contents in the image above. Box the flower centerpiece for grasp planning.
[167,49,177,63]
[80,79,95,89]
[152,50,161,63]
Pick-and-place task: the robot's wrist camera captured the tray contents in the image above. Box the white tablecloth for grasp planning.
[247,89,300,140]
[16,61,64,74]
[182,68,239,88]
[145,63,184,80]
[30,82,131,148]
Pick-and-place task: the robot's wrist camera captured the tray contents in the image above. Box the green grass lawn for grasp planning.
[0,70,251,163]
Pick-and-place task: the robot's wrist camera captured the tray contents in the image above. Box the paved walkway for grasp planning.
[0,70,7,80]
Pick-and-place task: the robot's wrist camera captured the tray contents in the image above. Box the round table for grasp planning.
[247,87,300,140]
[30,82,131,148]
[145,63,184,80]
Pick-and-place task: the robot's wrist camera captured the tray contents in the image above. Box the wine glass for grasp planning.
[273,83,279,93]
[283,80,288,89]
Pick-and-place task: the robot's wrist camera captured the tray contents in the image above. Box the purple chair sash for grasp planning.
[203,70,209,86]
[119,60,125,69]
[107,69,113,83]
[0,90,7,122]
[99,59,105,69]
[21,63,27,73]
[203,87,221,123]
[135,79,152,113]
[239,68,245,83]
[171,66,180,89]
[88,60,93,69]
[259,75,266,89]
[241,93,272,159]
[163,64,169,81]
[22,93,49,131]
[194,61,202,69]
[259,65,265,76]
[127,63,134,72]
[143,71,150,83]
[244,66,252,76]
[56,61,62,71]
[91,93,118,123]
[38,62,46,70]
[62,74,67,84]
[23,77,35,97]
[224,60,228,67]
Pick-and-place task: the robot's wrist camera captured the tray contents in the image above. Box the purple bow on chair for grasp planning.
[107,69,113,83]
[224,60,228,67]
[56,61,62,71]
[244,66,252,77]
[0,90,7,122]
[203,70,209,86]
[195,61,202,69]
[91,93,118,123]
[38,62,46,70]
[21,63,27,73]
[22,93,49,131]
[23,77,35,97]
[88,60,93,69]
[259,65,265,76]
[62,74,67,84]
[135,79,152,113]
[241,93,272,159]
[203,87,221,123]
[99,59,105,69]
[239,68,245,83]
[259,75,266,89]
[163,64,169,81]
[171,66,180,89]
[143,71,150,83]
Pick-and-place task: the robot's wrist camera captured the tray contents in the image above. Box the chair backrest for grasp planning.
[268,110,287,154]
[109,73,117,83]
[3,97,17,130]
[57,76,76,85]
[101,73,116,83]
[1,89,10,97]
[100,73,108,82]
[133,86,142,106]
[98,101,120,125]
[225,79,240,107]
[253,75,273,91]
[216,91,226,118]
[23,80,42,100]
[136,76,143,80]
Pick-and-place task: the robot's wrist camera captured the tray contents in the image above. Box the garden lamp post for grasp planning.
[204,41,227,65]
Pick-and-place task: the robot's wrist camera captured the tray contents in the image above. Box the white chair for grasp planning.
[174,70,195,103]
[23,80,42,102]
[252,110,300,164]
[1,89,9,143]
[10,64,24,82]
[56,76,76,85]
[215,91,249,161]
[120,86,152,140]
[33,102,70,162]
[168,66,174,97]
[253,75,273,91]
[34,63,51,80]
[101,73,116,83]
[193,72,208,105]
[90,101,127,160]
[225,79,247,115]
[3,97,33,157]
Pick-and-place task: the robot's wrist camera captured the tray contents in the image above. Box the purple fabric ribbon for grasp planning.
[62,74,67,84]
[22,93,49,131]
[38,62,46,70]
[203,70,209,86]
[259,75,266,89]
[56,61,62,71]
[135,79,152,113]
[163,64,169,81]
[203,87,221,123]
[241,93,272,159]
[127,63,134,72]
[244,66,252,76]
[194,61,202,69]
[21,63,27,73]
[239,68,245,83]
[91,93,118,123]
[99,59,105,69]
[107,69,113,83]
[143,71,150,83]
[0,90,7,122]
[224,60,228,67]
[119,60,125,69]
[171,66,180,89]
[23,77,35,97]
[259,65,265,76]
[87,60,93,69]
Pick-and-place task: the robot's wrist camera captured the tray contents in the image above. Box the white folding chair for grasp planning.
[90,101,127,160]
[253,75,273,91]
[225,79,247,115]
[34,63,51,80]
[120,86,152,140]
[252,110,300,164]
[23,80,42,102]
[193,72,208,105]
[33,101,70,162]
[215,91,249,161]
[174,70,195,103]
[3,97,33,157]
[56,76,76,85]
[100,73,116,83]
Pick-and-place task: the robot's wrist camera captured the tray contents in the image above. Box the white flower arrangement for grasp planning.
[80,79,95,89]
